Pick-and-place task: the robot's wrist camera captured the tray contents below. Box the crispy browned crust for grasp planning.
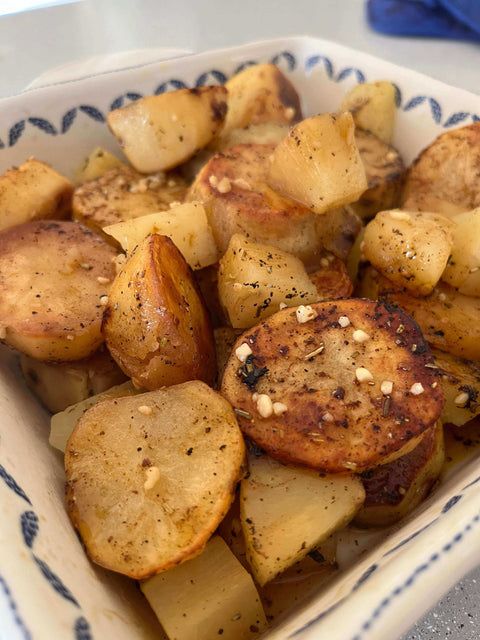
[403,122,480,209]
[72,165,187,232]
[187,143,323,265]
[352,129,405,220]
[102,234,216,390]
[309,254,353,300]
[0,220,117,361]
[221,299,444,473]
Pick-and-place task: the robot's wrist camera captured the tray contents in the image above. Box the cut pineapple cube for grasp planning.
[268,112,367,214]
[141,536,268,640]
[339,81,396,143]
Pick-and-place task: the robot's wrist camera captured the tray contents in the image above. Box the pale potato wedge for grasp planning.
[187,143,322,266]
[218,234,320,329]
[49,380,138,453]
[107,86,228,173]
[362,209,455,296]
[339,81,396,143]
[20,346,126,413]
[268,112,368,214]
[102,233,216,390]
[65,381,246,579]
[441,208,480,297]
[241,450,365,585]
[75,147,126,184]
[0,158,73,232]
[355,421,444,527]
[0,220,116,361]
[141,536,267,640]
[221,299,443,473]
[431,349,480,426]
[358,266,480,360]
[351,129,405,220]
[222,63,301,137]
[103,202,220,270]
[72,165,187,234]
[403,122,480,210]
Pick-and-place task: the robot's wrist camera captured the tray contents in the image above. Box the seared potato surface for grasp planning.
[221,299,443,473]
[0,220,116,361]
[65,381,246,579]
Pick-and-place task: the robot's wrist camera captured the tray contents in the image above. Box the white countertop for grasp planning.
[1,1,480,638]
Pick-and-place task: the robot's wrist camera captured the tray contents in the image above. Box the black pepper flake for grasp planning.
[308,549,326,563]
[332,386,345,400]
[186,447,193,456]
[237,354,268,391]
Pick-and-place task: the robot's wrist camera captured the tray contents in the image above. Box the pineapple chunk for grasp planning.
[103,202,219,270]
[107,87,227,173]
[339,81,396,143]
[268,112,367,214]
[75,147,125,184]
[140,536,268,640]
[218,234,319,329]
[241,451,365,585]
[441,208,480,297]
[362,209,455,296]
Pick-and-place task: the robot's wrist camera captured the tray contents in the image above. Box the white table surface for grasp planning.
[1,1,480,638]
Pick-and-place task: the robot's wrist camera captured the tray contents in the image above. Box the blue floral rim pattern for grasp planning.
[1,49,479,150]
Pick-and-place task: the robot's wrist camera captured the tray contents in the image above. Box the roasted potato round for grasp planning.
[102,233,216,390]
[221,299,444,473]
[65,381,246,579]
[0,220,117,361]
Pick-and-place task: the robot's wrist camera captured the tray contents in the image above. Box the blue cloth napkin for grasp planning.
[367,0,480,41]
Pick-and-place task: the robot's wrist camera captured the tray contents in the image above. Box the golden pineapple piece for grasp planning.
[268,112,367,214]
[339,81,397,143]
[74,147,126,184]
[441,208,480,297]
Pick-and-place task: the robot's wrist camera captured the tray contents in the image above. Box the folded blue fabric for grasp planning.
[367,0,480,40]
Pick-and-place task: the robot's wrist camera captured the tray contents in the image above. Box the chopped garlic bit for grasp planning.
[66,334,75,341]
[296,305,317,324]
[273,402,288,416]
[409,382,424,396]
[438,292,447,302]
[232,178,252,190]
[321,412,334,422]
[381,380,393,395]
[353,329,370,343]
[217,177,232,193]
[389,210,411,221]
[235,342,253,363]
[97,276,111,285]
[338,315,350,328]
[343,461,358,471]
[209,175,219,188]
[284,106,295,121]
[138,405,153,416]
[100,295,109,306]
[169,200,182,209]
[279,302,288,310]
[356,367,374,383]
[233,282,243,291]
[144,466,160,490]
[256,394,273,418]
[454,391,469,407]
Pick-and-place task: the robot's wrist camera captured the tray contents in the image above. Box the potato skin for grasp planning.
[102,234,216,390]
[221,299,444,473]
[0,220,117,361]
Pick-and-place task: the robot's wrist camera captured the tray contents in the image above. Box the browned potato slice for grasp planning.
[354,421,444,527]
[222,63,301,138]
[65,381,246,579]
[309,253,353,300]
[141,535,268,640]
[350,129,405,220]
[401,193,469,218]
[268,112,368,214]
[431,349,480,426]
[403,122,480,210]
[107,86,228,173]
[72,165,187,234]
[358,266,480,360]
[218,234,320,329]
[187,143,322,266]
[240,449,365,585]
[221,299,443,473]
[103,233,216,390]
[0,220,116,361]
[20,346,126,413]
[362,210,455,296]
[75,147,126,184]
[0,158,73,232]
[103,202,220,270]
[339,81,396,143]
[314,205,362,262]
[441,208,480,297]
[214,121,290,151]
